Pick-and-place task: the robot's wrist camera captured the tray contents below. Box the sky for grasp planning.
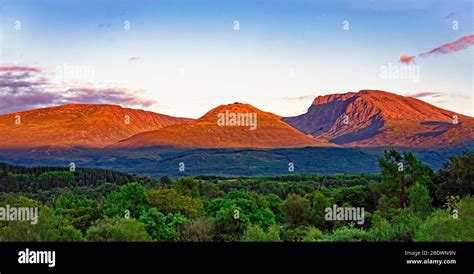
[0,0,473,118]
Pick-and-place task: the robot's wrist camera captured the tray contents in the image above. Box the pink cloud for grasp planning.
[399,34,474,64]
[0,65,157,114]
[419,34,474,58]
[0,66,41,72]
[399,55,415,64]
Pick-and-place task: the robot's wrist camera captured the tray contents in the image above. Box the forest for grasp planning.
[0,149,472,242]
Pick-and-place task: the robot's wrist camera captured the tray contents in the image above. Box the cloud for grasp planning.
[128,56,140,61]
[0,66,41,72]
[444,12,455,20]
[408,92,443,98]
[407,91,471,101]
[399,55,415,64]
[400,34,474,64]
[98,23,112,28]
[0,65,157,114]
[279,95,314,101]
[419,34,474,58]
[61,88,156,107]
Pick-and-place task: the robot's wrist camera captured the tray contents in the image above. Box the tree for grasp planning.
[207,189,275,234]
[379,150,433,208]
[160,176,172,187]
[435,151,474,203]
[179,217,214,242]
[138,208,188,241]
[54,194,100,232]
[325,224,372,242]
[0,197,67,242]
[102,183,148,218]
[148,189,203,218]
[213,203,250,241]
[369,209,422,241]
[266,194,284,222]
[305,191,331,229]
[85,217,151,242]
[282,194,310,227]
[407,183,432,218]
[415,196,474,241]
[241,224,280,242]
[0,206,60,242]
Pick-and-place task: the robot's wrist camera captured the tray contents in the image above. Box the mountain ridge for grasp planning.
[111,102,332,149]
[0,104,191,149]
[283,89,474,147]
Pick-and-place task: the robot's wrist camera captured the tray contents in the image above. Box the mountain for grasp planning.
[283,90,474,148]
[0,104,191,149]
[111,102,332,148]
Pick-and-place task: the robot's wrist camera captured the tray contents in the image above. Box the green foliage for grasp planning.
[58,225,84,242]
[85,217,151,242]
[435,151,474,203]
[0,207,59,241]
[212,203,250,241]
[241,224,280,242]
[148,188,203,218]
[102,183,148,218]
[179,217,214,242]
[369,209,422,241]
[407,183,432,218]
[138,208,188,241]
[415,196,474,241]
[379,149,433,208]
[266,194,284,222]
[0,150,471,243]
[282,194,310,227]
[305,191,331,229]
[281,226,325,242]
[207,189,275,231]
[54,194,100,231]
[325,224,372,242]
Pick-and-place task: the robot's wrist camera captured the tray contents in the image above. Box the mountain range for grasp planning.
[0,104,190,149]
[283,90,474,148]
[0,90,472,150]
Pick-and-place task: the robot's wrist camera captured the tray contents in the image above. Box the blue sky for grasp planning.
[0,0,473,117]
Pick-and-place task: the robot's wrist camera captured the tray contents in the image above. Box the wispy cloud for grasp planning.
[61,88,156,107]
[0,65,157,114]
[400,34,474,64]
[0,66,41,72]
[128,56,140,61]
[407,91,471,101]
[408,91,443,98]
[419,34,474,58]
[279,95,314,101]
[444,12,455,20]
[98,23,112,28]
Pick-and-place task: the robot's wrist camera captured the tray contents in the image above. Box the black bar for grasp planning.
[0,242,472,273]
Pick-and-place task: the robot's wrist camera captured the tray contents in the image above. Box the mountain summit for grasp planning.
[283,90,474,147]
[111,102,331,148]
[0,104,190,149]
